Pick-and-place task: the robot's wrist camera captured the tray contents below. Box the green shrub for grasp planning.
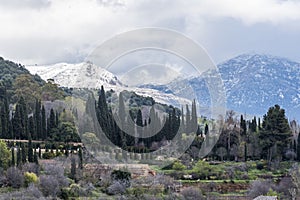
[24,172,38,187]
[172,161,186,171]
[42,152,56,159]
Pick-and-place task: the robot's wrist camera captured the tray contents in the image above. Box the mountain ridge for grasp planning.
[25,53,300,120]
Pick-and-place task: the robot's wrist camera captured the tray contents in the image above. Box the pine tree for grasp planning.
[260,105,292,162]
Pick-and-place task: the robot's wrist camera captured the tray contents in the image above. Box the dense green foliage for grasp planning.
[90,86,198,152]
[0,140,11,169]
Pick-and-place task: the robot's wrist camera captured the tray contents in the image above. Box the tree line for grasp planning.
[86,86,198,152]
[0,86,80,143]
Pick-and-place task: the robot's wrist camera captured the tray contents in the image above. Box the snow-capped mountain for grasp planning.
[26,54,300,120]
[149,54,300,120]
[26,62,191,107]
[218,54,300,120]
[26,61,123,88]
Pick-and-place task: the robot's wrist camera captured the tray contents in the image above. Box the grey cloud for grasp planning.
[0,0,51,9]
[97,0,125,7]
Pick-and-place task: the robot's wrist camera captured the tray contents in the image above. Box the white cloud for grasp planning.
[0,0,300,65]
[193,0,300,25]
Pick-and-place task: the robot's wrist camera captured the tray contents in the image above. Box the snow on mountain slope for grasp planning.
[26,61,122,88]
[141,54,300,120]
[26,54,300,120]
[26,62,191,107]
[218,54,300,120]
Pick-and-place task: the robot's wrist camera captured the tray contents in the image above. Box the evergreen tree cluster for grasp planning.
[211,105,293,162]
[91,86,198,152]
[0,86,80,142]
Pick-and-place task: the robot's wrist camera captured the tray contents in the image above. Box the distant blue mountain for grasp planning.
[140,54,300,120]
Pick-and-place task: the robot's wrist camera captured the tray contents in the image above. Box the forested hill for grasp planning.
[0,57,67,109]
[0,57,44,94]
[0,57,46,101]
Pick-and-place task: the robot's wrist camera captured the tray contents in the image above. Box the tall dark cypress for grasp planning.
[11,147,15,167]
[13,104,22,139]
[21,143,27,164]
[204,124,209,136]
[185,104,191,133]
[41,106,47,140]
[191,99,198,133]
[78,147,83,169]
[17,145,21,166]
[28,138,34,163]
[28,116,36,140]
[47,108,56,138]
[0,86,9,138]
[180,106,185,133]
[34,149,38,165]
[136,109,143,127]
[118,93,126,148]
[19,97,28,139]
[34,99,41,140]
[240,115,247,136]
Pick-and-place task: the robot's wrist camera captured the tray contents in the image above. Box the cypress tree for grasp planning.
[34,149,38,165]
[0,86,9,138]
[191,99,198,133]
[11,147,15,167]
[240,115,247,136]
[118,93,126,148]
[48,108,56,137]
[204,124,209,136]
[28,138,34,162]
[70,156,77,181]
[185,104,191,133]
[38,147,42,159]
[19,97,28,140]
[17,145,21,166]
[78,147,83,169]
[180,106,185,133]
[21,143,27,164]
[13,104,22,139]
[41,106,47,140]
[136,109,143,127]
[34,99,41,140]
[28,116,36,140]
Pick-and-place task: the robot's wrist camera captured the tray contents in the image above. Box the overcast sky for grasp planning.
[1,0,300,66]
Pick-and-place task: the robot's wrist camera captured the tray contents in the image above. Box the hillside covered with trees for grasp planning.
[0,57,300,199]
